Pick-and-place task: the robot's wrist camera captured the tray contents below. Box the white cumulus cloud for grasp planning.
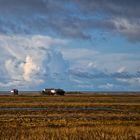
[0,34,68,90]
[23,56,39,81]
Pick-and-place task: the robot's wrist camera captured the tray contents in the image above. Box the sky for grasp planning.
[0,0,140,91]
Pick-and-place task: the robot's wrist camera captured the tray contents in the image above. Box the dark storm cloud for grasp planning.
[0,0,140,41]
[0,0,47,16]
[73,0,140,41]
[74,0,140,18]
[0,0,90,39]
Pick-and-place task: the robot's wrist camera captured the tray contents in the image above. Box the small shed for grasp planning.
[11,89,18,95]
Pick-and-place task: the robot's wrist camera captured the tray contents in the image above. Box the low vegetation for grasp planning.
[0,93,139,139]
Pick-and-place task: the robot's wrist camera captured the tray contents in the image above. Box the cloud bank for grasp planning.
[0,35,140,91]
[0,0,140,41]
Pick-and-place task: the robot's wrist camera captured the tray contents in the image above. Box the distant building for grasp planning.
[11,89,18,95]
[41,88,65,95]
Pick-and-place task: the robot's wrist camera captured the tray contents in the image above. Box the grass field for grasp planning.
[0,93,140,140]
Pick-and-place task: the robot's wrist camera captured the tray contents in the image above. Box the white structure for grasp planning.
[42,88,65,95]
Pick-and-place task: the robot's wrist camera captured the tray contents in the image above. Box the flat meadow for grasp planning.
[0,92,139,140]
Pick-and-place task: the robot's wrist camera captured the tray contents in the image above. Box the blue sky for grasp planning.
[0,0,140,91]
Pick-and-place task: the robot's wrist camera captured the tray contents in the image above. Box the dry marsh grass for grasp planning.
[0,126,139,140]
[0,93,139,139]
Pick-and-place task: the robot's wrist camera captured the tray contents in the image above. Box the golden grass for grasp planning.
[0,93,139,139]
[0,126,139,140]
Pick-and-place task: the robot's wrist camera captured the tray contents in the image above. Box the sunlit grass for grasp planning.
[0,93,139,139]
